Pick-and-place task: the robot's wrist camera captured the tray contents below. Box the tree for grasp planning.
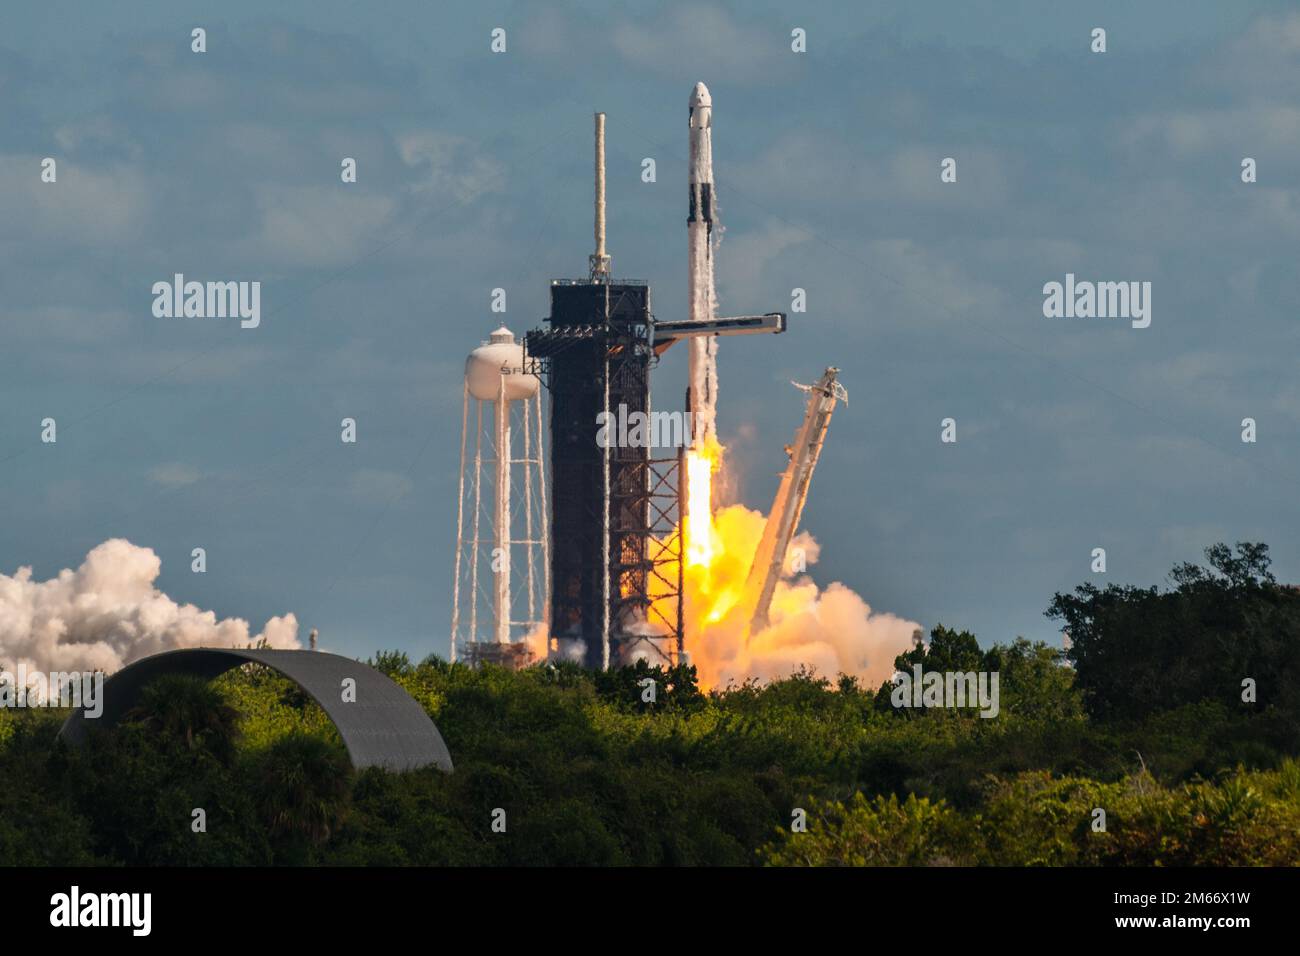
[876,625,1081,720]
[894,624,983,674]
[255,732,353,850]
[982,637,1083,721]
[369,649,412,677]
[1047,542,1300,720]
[122,674,242,762]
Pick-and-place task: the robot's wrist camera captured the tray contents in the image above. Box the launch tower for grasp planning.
[525,114,685,670]
[521,91,788,671]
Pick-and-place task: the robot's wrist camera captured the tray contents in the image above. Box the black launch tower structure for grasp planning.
[525,280,685,670]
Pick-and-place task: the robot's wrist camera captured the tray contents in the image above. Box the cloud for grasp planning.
[611,5,791,83]
[0,539,299,675]
[1206,12,1300,100]
[398,131,506,203]
[716,220,809,297]
[148,462,201,488]
[237,184,398,269]
[0,155,153,246]
[53,115,143,161]
[1123,106,1300,158]
[1,306,134,345]
[733,133,1013,209]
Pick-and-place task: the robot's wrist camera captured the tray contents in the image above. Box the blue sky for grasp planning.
[3,0,1299,662]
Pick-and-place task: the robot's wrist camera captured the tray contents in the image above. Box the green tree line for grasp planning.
[1,543,1297,866]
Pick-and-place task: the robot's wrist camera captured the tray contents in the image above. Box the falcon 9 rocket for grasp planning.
[687,81,719,449]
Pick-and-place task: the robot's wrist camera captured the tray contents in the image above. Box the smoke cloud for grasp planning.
[684,504,919,690]
[0,538,300,675]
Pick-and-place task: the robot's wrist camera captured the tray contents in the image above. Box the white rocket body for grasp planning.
[687,82,719,448]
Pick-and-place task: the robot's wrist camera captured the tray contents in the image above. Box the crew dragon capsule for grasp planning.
[688,82,715,229]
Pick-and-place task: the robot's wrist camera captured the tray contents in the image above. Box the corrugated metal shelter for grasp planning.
[58,648,453,773]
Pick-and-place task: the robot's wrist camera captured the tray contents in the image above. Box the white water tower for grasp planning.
[451,326,548,667]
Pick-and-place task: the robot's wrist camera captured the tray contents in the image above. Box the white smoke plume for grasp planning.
[684,504,919,690]
[736,579,920,688]
[0,538,300,675]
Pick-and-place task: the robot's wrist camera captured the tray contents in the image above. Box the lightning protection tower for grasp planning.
[524,113,685,670]
[451,327,548,668]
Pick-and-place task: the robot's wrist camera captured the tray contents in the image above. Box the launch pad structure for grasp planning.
[744,367,849,633]
[526,279,686,670]
[447,89,856,674]
[524,114,685,670]
[453,92,797,672]
[521,103,789,671]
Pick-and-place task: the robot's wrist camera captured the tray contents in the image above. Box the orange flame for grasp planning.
[652,436,920,692]
[684,438,722,569]
[684,438,749,626]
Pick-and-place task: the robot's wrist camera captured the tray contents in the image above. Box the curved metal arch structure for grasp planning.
[58,648,453,773]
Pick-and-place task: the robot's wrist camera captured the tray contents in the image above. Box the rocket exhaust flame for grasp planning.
[594,84,919,687]
[685,442,720,569]
[668,462,920,692]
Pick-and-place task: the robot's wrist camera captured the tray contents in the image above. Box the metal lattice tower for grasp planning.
[451,326,549,668]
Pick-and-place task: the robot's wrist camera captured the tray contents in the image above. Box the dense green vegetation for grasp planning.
[2,543,1298,866]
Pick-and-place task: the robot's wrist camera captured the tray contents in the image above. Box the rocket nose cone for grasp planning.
[690,82,712,108]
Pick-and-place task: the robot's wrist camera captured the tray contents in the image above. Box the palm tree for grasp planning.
[122,673,242,761]
[256,732,353,846]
